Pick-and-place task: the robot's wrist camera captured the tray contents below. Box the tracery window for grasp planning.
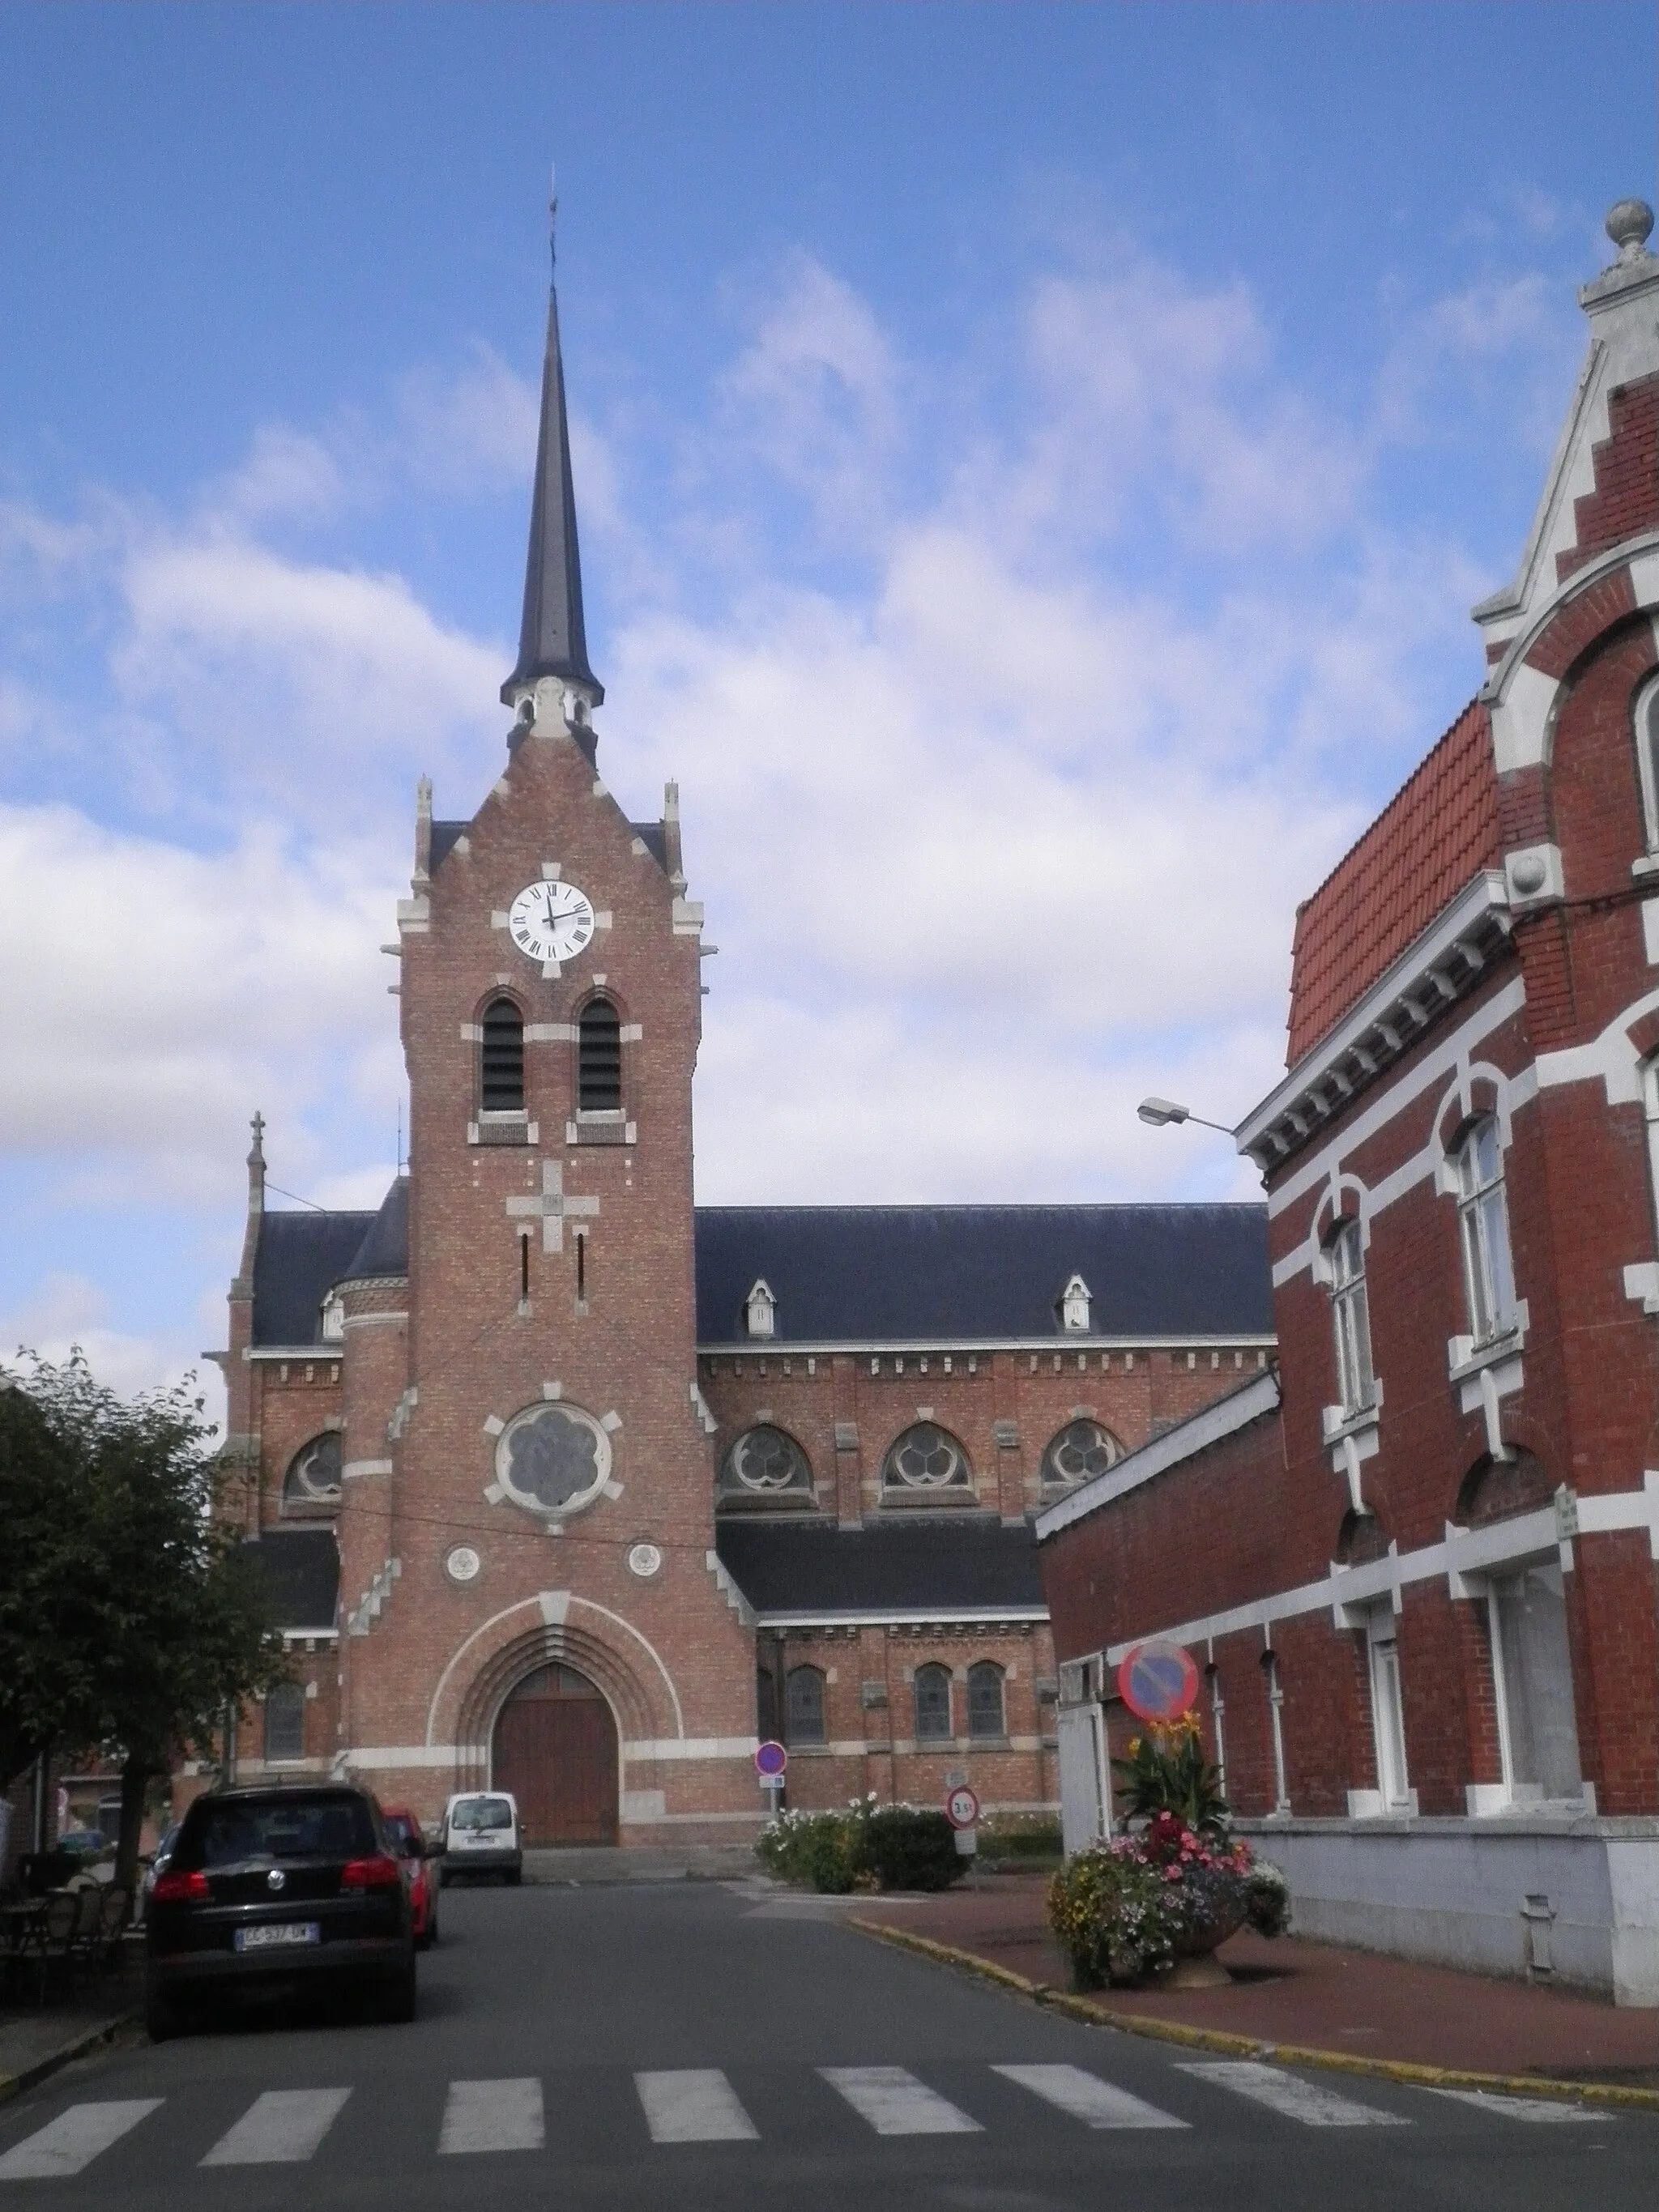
[785,1666,826,1745]
[494,1400,612,1519]
[721,1426,812,1494]
[282,1433,342,1514]
[1327,1218,1375,1415]
[480,996,525,1112]
[1039,1420,1120,1488]
[1454,1118,1517,1345]
[914,1663,953,1741]
[966,1661,1005,1740]
[578,997,622,1111]
[882,1423,970,1491]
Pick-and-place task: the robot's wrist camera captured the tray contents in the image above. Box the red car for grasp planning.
[380,1807,439,1949]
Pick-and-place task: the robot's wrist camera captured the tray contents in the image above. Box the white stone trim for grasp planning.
[696,1333,1276,1357]
[423,1590,685,1746]
[339,1745,483,1769]
[341,1457,393,1481]
[753,1606,1049,1629]
[621,1739,760,1761]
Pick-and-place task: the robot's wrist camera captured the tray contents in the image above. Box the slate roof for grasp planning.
[241,1529,339,1633]
[693,1204,1273,1345]
[342,1177,408,1282]
[249,1196,1272,1349]
[250,1211,377,1347]
[1286,698,1499,1067]
[714,1517,1046,1619]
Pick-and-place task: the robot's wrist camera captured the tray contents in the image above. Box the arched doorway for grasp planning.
[492,1663,619,1845]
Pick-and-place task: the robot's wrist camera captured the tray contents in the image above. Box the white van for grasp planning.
[439,1792,523,1885]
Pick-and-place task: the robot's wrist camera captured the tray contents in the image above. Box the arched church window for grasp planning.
[263,1681,305,1764]
[721,1426,812,1494]
[1039,1420,1120,1489]
[578,997,622,1111]
[283,1433,342,1514]
[914,1663,953,1741]
[882,1423,970,1491]
[481,997,525,1111]
[967,1661,1006,1740]
[786,1666,826,1745]
[493,1400,613,1520]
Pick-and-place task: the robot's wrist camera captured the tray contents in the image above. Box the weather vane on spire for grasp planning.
[548,162,558,275]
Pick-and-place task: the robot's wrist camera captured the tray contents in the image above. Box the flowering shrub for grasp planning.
[1047,1810,1289,1988]
[756,1793,966,1893]
[1113,1711,1230,1835]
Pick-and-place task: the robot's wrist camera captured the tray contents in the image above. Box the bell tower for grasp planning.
[334,193,758,1845]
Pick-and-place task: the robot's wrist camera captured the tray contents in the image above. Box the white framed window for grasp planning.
[1633,671,1659,855]
[744,1278,777,1340]
[1487,1562,1583,1804]
[1365,1611,1411,1810]
[1059,1273,1092,1332]
[1643,1058,1659,1246]
[1455,1118,1517,1346]
[1327,1219,1375,1416]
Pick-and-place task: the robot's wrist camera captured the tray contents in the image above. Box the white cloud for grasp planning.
[396,344,539,494]
[0,1272,217,1410]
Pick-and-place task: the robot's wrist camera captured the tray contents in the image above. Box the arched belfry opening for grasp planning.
[491,1660,619,1847]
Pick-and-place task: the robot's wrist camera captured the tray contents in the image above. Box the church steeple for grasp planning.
[501,176,604,730]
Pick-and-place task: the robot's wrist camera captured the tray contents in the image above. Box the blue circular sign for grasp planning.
[1116,1640,1200,1723]
[755,1739,787,1778]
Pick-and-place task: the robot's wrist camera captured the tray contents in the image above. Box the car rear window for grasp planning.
[450,1797,513,1832]
[182,1794,377,1868]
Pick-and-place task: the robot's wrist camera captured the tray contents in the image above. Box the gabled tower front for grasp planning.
[334,208,757,1845]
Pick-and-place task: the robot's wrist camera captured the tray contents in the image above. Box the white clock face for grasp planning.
[509,877,595,967]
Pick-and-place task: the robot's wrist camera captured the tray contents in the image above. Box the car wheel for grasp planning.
[378,1956,417,2025]
[145,1981,186,2043]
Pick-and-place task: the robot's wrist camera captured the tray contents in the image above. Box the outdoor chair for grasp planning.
[67,1886,104,1984]
[34,1892,79,2003]
[95,1886,131,1975]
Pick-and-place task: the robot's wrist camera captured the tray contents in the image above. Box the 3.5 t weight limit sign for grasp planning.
[945,1784,980,1831]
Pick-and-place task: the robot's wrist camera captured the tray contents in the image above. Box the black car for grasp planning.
[144,1784,416,2039]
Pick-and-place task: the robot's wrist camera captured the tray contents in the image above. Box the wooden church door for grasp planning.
[493,1664,619,1845]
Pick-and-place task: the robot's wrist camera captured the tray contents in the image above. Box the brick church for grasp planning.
[206,223,1274,1848]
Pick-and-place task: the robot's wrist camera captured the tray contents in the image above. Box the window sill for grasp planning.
[878,1489,983,1511]
[1320,1396,1381,1447]
[1623,1260,1659,1315]
[1446,1307,1529,1390]
[565,1116,636,1147]
[470,1115,536,1148]
[1346,1788,1418,1818]
[1466,1781,1597,1818]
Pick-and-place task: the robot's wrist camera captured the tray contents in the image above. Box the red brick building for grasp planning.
[1038,202,1659,2005]
[197,232,1274,1848]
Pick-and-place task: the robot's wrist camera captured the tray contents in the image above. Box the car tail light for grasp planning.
[151,1869,210,1903]
[340,1854,403,1890]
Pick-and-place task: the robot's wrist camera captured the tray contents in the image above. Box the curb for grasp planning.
[849,1920,1659,2112]
[0,2012,136,2108]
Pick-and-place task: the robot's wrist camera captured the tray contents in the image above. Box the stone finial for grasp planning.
[1606,198,1655,262]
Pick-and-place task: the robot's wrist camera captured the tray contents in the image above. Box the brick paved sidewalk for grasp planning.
[855,1874,1659,2087]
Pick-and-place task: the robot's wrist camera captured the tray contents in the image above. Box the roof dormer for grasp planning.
[744,1278,778,1340]
[1059,1273,1092,1334]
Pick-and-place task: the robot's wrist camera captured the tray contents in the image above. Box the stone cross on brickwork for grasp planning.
[505,1161,599,1253]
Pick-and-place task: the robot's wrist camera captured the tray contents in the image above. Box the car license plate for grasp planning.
[236,1922,321,1951]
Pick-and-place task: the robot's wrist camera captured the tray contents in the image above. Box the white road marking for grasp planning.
[437,2079,546,2154]
[993,2063,1189,2129]
[1425,2088,1611,2124]
[1176,2061,1409,2128]
[199,2089,352,2166]
[0,2101,163,2180]
[634,2071,759,2143]
[820,2066,982,2136]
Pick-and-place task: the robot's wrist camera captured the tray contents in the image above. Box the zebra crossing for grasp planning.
[0,2060,1618,2178]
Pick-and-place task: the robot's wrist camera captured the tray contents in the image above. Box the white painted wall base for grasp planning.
[1234,1815,1659,2007]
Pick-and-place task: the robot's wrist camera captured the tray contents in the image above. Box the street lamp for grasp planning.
[1137,1096,1235,1136]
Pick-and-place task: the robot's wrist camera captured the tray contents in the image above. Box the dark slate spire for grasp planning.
[501,178,603,718]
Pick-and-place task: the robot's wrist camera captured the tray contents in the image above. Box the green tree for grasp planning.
[0,1353,288,1890]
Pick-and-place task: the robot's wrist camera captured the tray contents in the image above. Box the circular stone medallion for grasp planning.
[445,1545,482,1585]
[626,1541,663,1579]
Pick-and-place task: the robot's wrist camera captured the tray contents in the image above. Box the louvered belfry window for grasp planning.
[578,997,622,1111]
[481,997,525,1110]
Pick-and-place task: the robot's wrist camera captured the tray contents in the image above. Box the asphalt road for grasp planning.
[0,1876,1651,2210]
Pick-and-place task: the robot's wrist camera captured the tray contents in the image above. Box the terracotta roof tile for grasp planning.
[1286,698,1499,1066]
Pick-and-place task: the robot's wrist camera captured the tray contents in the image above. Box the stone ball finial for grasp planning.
[1606,198,1655,260]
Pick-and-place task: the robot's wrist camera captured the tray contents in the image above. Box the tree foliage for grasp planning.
[0,1351,288,1882]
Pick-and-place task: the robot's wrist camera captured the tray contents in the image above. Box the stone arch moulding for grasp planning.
[424,1591,684,1758]
[1431,1063,1516,1188]
[1486,532,1659,775]
[1310,1173,1371,1280]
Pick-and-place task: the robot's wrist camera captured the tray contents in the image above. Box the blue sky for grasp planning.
[1,2,1654,1401]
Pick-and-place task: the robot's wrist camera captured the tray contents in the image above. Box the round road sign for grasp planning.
[755,1740,787,1779]
[1116,1639,1200,1723]
[945,1784,980,1830]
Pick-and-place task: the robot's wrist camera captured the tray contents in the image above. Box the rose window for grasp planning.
[283,1433,343,1511]
[723,1426,810,1492]
[1042,1419,1120,1487]
[883,1422,970,1490]
[496,1403,612,1518]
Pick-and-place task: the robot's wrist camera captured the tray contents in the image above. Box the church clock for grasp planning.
[508,877,595,965]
